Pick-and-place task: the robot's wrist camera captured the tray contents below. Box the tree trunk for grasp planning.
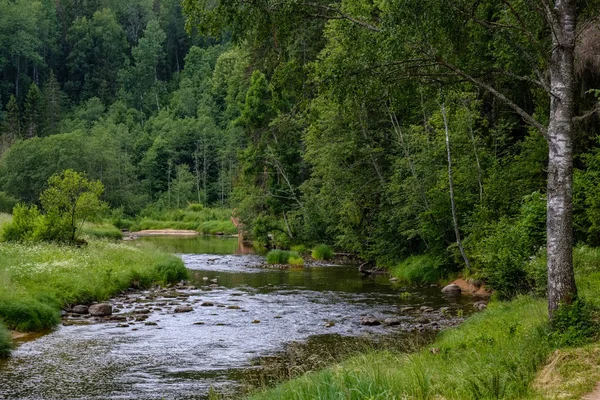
[441,102,471,270]
[546,0,578,316]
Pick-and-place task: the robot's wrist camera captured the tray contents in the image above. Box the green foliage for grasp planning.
[0,322,10,358]
[549,299,598,347]
[291,244,307,254]
[390,255,444,285]
[0,297,60,331]
[155,258,188,283]
[187,203,204,212]
[288,252,304,266]
[81,223,123,240]
[267,249,290,265]
[0,191,17,213]
[311,244,333,261]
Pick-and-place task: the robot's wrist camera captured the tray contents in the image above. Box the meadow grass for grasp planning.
[130,207,237,235]
[81,222,123,240]
[389,255,445,285]
[0,239,187,332]
[311,244,333,261]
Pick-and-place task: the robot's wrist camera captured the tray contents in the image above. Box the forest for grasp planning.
[1,0,599,301]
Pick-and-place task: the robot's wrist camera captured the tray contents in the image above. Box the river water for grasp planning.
[0,236,474,400]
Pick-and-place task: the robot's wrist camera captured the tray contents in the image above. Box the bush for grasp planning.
[187,203,204,212]
[0,192,18,214]
[549,299,598,347]
[1,204,41,242]
[0,322,10,358]
[288,252,304,266]
[155,258,188,283]
[312,244,333,261]
[291,244,308,254]
[390,255,444,284]
[0,298,61,332]
[267,249,290,265]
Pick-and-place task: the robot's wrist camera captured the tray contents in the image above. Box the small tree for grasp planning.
[40,170,107,242]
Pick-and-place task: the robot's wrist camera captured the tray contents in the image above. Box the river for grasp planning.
[0,236,475,399]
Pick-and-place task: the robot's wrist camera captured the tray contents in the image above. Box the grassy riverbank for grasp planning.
[0,228,187,357]
[248,246,600,400]
[125,206,237,235]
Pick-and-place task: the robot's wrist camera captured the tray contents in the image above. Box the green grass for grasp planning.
[0,213,12,229]
[0,239,187,332]
[389,255,445,285]
[267,250,304,266]
[311,244,333,261]
[81,222,123,240]
[130,207,237,235]
[249,297,550,399]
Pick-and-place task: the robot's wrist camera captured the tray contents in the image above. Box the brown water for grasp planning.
[0,237,474,400]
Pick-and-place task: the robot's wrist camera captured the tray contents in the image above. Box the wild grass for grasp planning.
[130,207,237,235]
[0,213,12,229]
[81,222,123,240]
[249,296,549,399]
[389,255,445,285]
[290,245,308,254]
[266,250,303,266]
[0,239,187,332]
[311,244,333,261]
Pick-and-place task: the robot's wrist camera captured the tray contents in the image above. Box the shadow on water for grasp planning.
[0,236,476,400]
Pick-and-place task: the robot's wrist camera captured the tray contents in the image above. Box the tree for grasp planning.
[24,83,42,138]
[1,95,20,153]
[40,169,106,242]
[171,164,195,208]
[41,70,67,136]
[183,0,586,316]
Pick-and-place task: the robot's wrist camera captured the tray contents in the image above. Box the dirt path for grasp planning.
[583,384,600,400]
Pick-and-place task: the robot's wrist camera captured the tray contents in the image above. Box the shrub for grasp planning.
[291,244,307,254]
[0,192,18,214]
[390,255,444,284]
[155,258,188,284]
[187,203,204,212]
[288,251,304,266]
[1,204,40,242]
[549,299,598,347]
[267,249,290,265]
[0,322,10,358]
[312,244,333,261]
[0,298,61,332]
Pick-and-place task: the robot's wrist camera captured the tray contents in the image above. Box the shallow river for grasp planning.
[0,236,474,400]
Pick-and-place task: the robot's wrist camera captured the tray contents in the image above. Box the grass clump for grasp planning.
[267,249,290,265]
[389,255,444,285]
[266,250,304,266]
[291,244,307,254]
[311,244,333,261]
[0,322,11,358]
[249,297,550,400]
[130,207,237,235]
[0,239,187,332]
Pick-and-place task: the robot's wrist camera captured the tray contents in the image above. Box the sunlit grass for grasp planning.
[0,239,186,332]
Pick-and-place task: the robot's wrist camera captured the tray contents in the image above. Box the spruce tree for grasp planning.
[42,71,65,136]
[24,83,42,138]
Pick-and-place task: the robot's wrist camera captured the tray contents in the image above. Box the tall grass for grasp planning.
[389,255,445,285]
[267,250,304,266]
[81,222,123,240]
[249,297,549,399]
[311,244,333,261]
[0,240,187,332]
[0,322,10,358]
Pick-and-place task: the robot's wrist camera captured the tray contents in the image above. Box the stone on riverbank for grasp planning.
[441,284,461,294]
[72,305,89,314]
[89,304,112,317]
[174,306,194,313]
[360,317,381,326]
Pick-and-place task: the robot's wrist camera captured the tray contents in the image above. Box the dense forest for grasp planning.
[1,0,600,301]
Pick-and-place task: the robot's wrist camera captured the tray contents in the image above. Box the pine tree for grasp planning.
[42,71,65,136]
[5,95,21,141]
[24,83,42,138]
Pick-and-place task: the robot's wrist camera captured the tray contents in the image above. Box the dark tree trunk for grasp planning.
[546,0,578,316]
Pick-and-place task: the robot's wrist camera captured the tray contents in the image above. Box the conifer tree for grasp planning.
[24,83,42,138]
[41,71,65,136]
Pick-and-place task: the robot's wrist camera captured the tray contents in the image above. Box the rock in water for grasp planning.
[174,306,193,313]
[360,317,381,326]
[441,284,461,294]
[72,305,89,314]
[89,303,112,316]
[383,318,400,326]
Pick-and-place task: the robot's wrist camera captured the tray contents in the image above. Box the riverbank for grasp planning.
[247,246,600,400]
[0,239,187,357]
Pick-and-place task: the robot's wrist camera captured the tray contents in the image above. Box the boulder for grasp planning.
[72,305,89,314]
[200,302,214,307]
[441,284,461,294]
[360,317,381,326]
[474,301,488,311]
[383,318,400,326]
[174,306,193,313]
[89,303,112,317]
